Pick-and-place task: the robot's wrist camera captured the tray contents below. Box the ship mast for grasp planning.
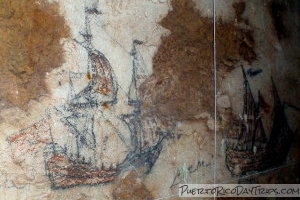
[128,40,144,107]
[239,66,267,151]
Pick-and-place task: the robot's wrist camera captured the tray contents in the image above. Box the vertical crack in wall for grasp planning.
[0,0,70,109]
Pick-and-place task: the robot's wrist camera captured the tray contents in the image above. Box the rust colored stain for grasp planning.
[112,171,153,200]
[101,102,110,109]
[0,0,70,109]
[86,74,92,80]
[139,0,256,121]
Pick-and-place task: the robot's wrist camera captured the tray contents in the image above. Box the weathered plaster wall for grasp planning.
[0,0,299,199]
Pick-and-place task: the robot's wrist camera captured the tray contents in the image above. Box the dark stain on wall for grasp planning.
[268,0,300,41]
[268,0,291,40]
[233,1,247,24]
[139,0,256,122]
[0,0,70,109]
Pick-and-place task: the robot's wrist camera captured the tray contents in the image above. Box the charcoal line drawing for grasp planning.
[170,160,212,189]
[7,3,172,189]
[246,68,263,77]
[7,1,296,191]
[223,66,294,177]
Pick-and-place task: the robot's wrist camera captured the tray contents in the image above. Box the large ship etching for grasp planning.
[7,3,171,189]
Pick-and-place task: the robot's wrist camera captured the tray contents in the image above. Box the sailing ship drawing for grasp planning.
[223,66,294,176]
[6,1,296,190]
[8,3,171,189]
[42,5,171,189]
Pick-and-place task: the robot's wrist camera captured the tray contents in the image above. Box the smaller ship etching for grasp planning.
[223,66,294,176]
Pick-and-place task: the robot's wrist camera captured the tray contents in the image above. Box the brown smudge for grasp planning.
[0,0,70,109]
[101,102,110,109]
[86,74,92,80]
[112,171,153,200]
[139,0,256,122]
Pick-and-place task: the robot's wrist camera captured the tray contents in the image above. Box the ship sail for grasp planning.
[224,67,293,177]
[71,6,118,105]
[224,66,268,175]
[229,66,267,152]
[266,78,294,167]
[239,66,258,150]
[128,40,141,106]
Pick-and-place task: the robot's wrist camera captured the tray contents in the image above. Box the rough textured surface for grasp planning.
[112,171,153,200]
[139,0,256,122]
[0,0,298,199]
[0,0,69,109]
